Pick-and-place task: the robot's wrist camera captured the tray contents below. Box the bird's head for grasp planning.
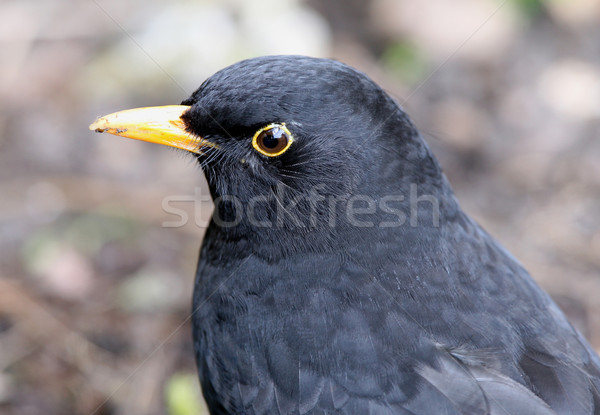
[90,56,448,257]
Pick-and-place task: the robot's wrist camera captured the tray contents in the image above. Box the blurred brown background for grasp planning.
[1,0,599,414]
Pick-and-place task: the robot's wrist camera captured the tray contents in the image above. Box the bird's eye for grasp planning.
[252,123,293,157]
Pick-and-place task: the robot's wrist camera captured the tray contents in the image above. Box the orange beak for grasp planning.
[89,105,216,153]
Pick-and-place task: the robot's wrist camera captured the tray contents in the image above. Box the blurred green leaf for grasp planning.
[511,0,546,19]
[21,229,62,275]
[166,373,207,415]
[64,209,142,256]
[381,41,428,84]
[116,267,182,312]
[21,210,145,278]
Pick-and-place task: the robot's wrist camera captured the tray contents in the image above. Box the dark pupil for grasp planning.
[262,133,280,149]
[261,128,285,150]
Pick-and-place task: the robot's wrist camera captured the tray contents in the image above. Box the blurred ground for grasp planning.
[0,0,599,414]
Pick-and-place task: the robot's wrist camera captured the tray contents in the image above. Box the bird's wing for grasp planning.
[516,327,600,415]
[412,334,600,415]
[232,351,559,415]
[227,328,600,415]
[415,348,557,415]
[301,347,559,415]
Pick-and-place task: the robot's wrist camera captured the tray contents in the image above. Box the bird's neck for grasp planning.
[201,175,461,265]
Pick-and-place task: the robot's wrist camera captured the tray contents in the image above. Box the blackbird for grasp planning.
[90,55,600,414]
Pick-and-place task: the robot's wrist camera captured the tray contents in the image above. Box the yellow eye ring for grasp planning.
[252,123,294,157]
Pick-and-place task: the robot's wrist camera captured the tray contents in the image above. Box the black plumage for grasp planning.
[98,55,600,414]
